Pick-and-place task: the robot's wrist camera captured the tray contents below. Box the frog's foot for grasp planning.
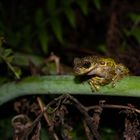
[111,82,116,87]
[89,80,100,91]
[89,77,104,92]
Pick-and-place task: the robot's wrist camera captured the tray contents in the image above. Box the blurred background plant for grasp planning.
[0,0,101,53]
[0,0,140,139]
[0,0,140,76]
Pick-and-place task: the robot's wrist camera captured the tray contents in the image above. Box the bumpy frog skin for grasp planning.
[73,56,129,91]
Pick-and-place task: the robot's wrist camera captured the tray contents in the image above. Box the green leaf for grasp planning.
[0,40,21,79]
[46,0,56,15]
[12,66,22,80]
[76,0,88,15]
[38,30,49,53]
[0,46,13,63]
[6,55,14,63]
[64,7,76,28]
[61,0,76,27]
[130,27,140,44]
[35,9,48,53]
[51,17,63,43]
[0,77,8,85]
[3,49,13,58]
[13,52,44,67]
[123,28,130,36]
[6,62,21,79]
[0,76,140,105]
[128,13,140,23]
[35,9,44,27]
[97,45,107,53]
[92,0,101,11]
[61,0,71,6]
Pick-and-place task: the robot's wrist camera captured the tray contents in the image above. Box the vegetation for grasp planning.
[0,0,140,139]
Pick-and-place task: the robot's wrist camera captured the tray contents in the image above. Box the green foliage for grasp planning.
[63,3,76,28]
[0,0,101,54]
[92,0,101,10]
[35,9,49,53]
[51,17,64,44]
[97,44,107,53]
[0,38,21,79]
[129,13,140,43]
[0,117,12,140]
[123,13,140,45]
[76,0,89,15]
[0,76,140,106]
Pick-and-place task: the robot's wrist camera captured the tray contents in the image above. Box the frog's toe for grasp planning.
[111,81,116,87]
[91,84,100,92]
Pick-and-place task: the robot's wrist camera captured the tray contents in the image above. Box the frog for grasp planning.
[73,56,129,91]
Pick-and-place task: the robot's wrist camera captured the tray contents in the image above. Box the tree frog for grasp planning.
[73,56,129,91]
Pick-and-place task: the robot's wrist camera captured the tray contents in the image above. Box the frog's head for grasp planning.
[73,56,116,75]
[73,56,98,75]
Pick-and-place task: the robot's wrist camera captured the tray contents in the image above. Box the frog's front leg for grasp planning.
[89,77,105,91]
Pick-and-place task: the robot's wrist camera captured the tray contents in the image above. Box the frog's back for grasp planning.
[89,56,116,67]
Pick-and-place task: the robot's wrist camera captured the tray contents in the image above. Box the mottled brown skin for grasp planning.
[73,56,129,91]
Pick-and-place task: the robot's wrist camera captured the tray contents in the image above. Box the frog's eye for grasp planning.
[83,61,91,68]
[100,61,105,65]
